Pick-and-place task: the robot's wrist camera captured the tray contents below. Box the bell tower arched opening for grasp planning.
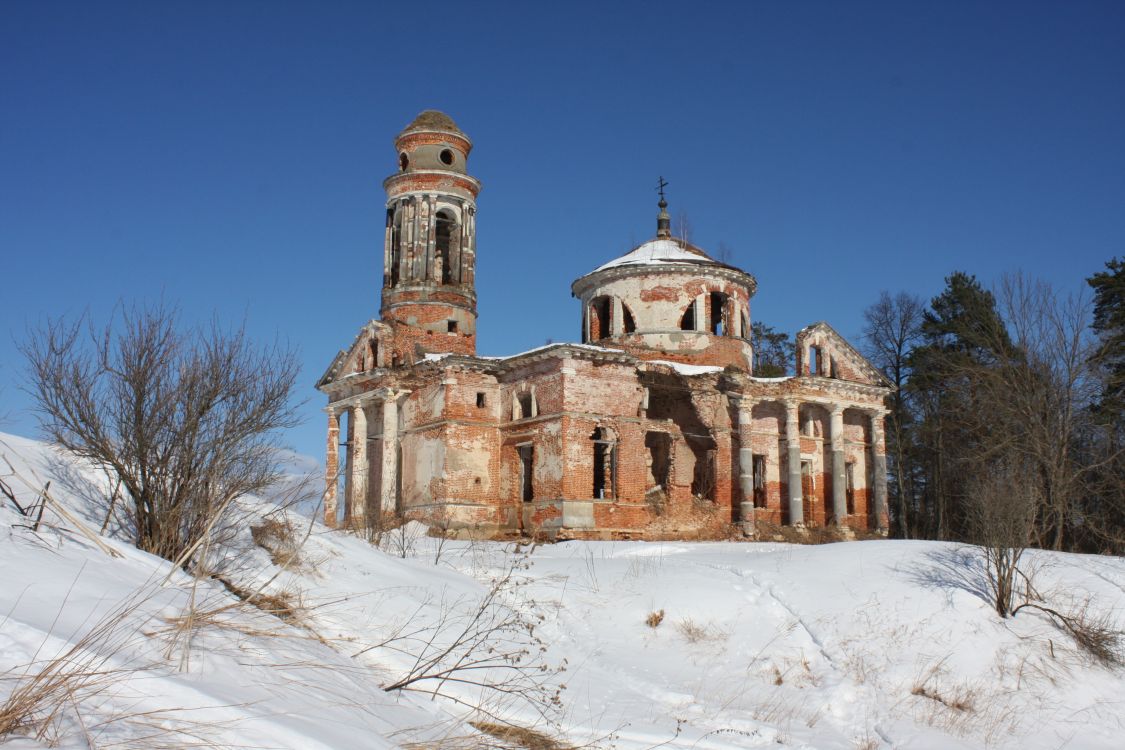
[380,111,481,357]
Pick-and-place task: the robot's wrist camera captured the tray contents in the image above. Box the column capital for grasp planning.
[729,393,758,410]
[830,403,846,416]
[374,386,412,402]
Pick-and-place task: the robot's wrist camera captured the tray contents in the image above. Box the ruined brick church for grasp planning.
[317,111,892,539]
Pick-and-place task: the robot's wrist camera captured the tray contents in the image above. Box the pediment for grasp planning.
[316,320,391,388]
[795,322,893,388]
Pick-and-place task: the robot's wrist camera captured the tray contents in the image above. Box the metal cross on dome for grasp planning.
[656,176,668,201]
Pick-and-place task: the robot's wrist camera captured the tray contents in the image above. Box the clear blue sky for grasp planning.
[3,0,1123,461]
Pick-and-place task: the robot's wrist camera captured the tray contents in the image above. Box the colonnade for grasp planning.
[323,388,407,529]
[734,397,888,534]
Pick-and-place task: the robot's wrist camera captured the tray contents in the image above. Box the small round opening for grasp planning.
[439,149,454,166]
[399,153,409,171]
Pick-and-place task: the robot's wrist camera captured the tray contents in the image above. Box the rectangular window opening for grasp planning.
[476,392,486,408]
[752,453,767,507]
[845,461,856,515]
[518,445,534,502]
[447,320,458,333]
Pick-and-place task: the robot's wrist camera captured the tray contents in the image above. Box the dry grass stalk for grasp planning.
[250,516,302,567]
[469,720,574,750]
[674,618,725,644]
[644,609,665,628]
[910,684,974,712]
[0,587,152,742]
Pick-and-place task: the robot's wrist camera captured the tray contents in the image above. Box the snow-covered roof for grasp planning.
[491,342,624,362]
[593,238,719,272]
[646,359,723,376]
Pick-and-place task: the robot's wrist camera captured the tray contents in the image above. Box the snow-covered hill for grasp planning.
[2,432,1123,749]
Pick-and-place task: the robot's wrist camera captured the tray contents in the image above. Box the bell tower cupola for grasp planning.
[381,110,481,359]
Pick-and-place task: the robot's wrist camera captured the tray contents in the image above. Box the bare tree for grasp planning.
[675,210,693,244]
[968,275,1103,550]
[862,291,924,537]
[716,241,734,264]
[21,304,301,566]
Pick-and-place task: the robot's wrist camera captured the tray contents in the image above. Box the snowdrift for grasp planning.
[2,431,1123,749]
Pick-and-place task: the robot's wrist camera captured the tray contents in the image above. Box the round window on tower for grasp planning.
[399,153,409,171]
[439,149,454,166]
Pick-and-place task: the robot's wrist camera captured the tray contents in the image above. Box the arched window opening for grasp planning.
[622,304,636,334]
[389,209,402,286]
[709,292,729,335]
[680,303,695,331]
[591,427,617,500]
[845,461,856,515]
[369,339,379,369]
[435,210,455,285]
[810,345,824,375]
[399,153,409,171]
[518,392,534,419]
[590,296,611,340]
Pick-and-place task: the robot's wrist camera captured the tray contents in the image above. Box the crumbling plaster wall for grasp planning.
[580,272,754,369]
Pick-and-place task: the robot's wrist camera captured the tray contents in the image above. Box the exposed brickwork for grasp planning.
[317,111,894,542]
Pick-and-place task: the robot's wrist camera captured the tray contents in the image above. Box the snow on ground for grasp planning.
[2,431,1124,749]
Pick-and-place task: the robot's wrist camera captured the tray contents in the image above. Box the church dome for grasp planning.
[592,237,722,273]
[569,197,757,371]
[401,110,464,136]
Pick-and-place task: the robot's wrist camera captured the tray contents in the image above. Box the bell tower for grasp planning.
[381,110,480,360]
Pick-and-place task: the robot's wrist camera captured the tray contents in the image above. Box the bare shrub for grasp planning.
[966,459,1040,617]
[1012,596,1125,668]
[379,555,567,723]
[674,618,725,644]
[675,618,707,642]
[21,303,302,566]
[645,609,665,629]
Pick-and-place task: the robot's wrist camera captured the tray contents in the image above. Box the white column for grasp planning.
[736,398,757,536]
[870,411,889,533]
[830,405,847,526]
[348,404,368,527]
[324,408,340,528]
[379,392,401,520]
[785,400,803,526]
